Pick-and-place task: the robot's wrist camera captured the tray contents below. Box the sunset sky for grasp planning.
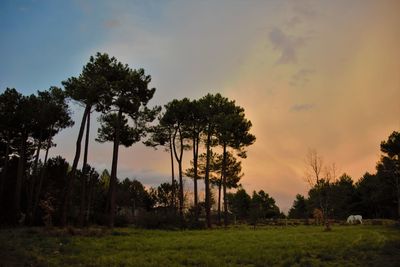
[1,0,399,212]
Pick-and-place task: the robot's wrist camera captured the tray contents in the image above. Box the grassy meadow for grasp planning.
[1,224,399,266]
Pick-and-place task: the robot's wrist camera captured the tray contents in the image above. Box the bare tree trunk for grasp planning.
[169,134,175,208]
[86,169,94,224]
[222,143,228,227]
[172,127,184,224]
[61,104,90,227]
[217,177,222,225]
[204,129,212,228]
[396,168,400,220]
[397,188,400,220]
[108,108,122,228]
[0,138,10,204]
[28,136,42,224]
[193,135,199,221]
[32,135,51,223]
[14,131,27,225]
[79,110,90,227]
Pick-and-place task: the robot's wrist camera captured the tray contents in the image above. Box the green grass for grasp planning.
[1,225,399,266]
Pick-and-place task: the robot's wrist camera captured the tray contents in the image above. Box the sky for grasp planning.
[1,0,399,212]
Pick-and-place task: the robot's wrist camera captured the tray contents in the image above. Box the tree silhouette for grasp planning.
[380,131,400,219]
[161,98,191,222]
[214,100,255,226]
[187,151,243,224]
[61,53,117,226]
[184,99,206,221]
[13,94,41,224]
[197,93,226,228]
[0,88,22,206]
[304,149,337,230]
[97,63,159,228]
[28,87,73,224]
[144,116,177,209]
[288,194,308,219]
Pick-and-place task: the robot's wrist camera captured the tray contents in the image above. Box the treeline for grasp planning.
[289,131,400,221]
[0,53,256,228]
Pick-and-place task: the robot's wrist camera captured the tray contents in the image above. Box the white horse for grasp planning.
[347,215,362,224]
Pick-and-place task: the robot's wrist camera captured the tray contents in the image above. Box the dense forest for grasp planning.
[0,53,399,229]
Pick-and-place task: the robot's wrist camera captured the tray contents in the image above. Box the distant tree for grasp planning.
[304,149,337,230]
[153,182,179,208]
[85,167,99,224]
[38,156,70,225]
[144,118,177,207]
[248,201,263,229]
[329,174,356,219]
[354,172,382,218]
[100,169,111,190]
[249,190,279,228]
[115,178,154,222]
[288,194,308,219]
[251,190,280,219]
[380,131,400,219]
[129,179,154,211]
[226,187,251,220]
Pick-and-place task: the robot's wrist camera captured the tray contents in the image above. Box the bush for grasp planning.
[365,219,398,226]
[186,218,206,229]
[185,207,206,229]
[114,214,130,227]
[135,208,181,229]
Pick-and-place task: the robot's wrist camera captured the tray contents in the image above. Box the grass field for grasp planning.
[1,225,399,266]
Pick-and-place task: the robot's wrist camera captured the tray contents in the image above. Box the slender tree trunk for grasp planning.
[0,139,10,224]
[396,157,400,220]
[132,199,136,221]
[108,109,122,228]
[172,127,184,223]
[319,183,331,231]
[0,138,10,204]
[204,128,212,228]
[396,169,400,220]
[222,143,228,227]
[61,104,90,227]
[397,188,400,220]
[79,110,90,227]
[178,161,183,220]
[217,177,222,225]
[193,135,199,221]
[32,135,51,223]
[28,136,42,224]
[169,134,175,208]
[14,131,27,225]
[86,169,94,224]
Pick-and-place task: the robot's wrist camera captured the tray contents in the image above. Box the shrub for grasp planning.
[135,208,181,229]
[366,219,397,226]
[114,214,130,227]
